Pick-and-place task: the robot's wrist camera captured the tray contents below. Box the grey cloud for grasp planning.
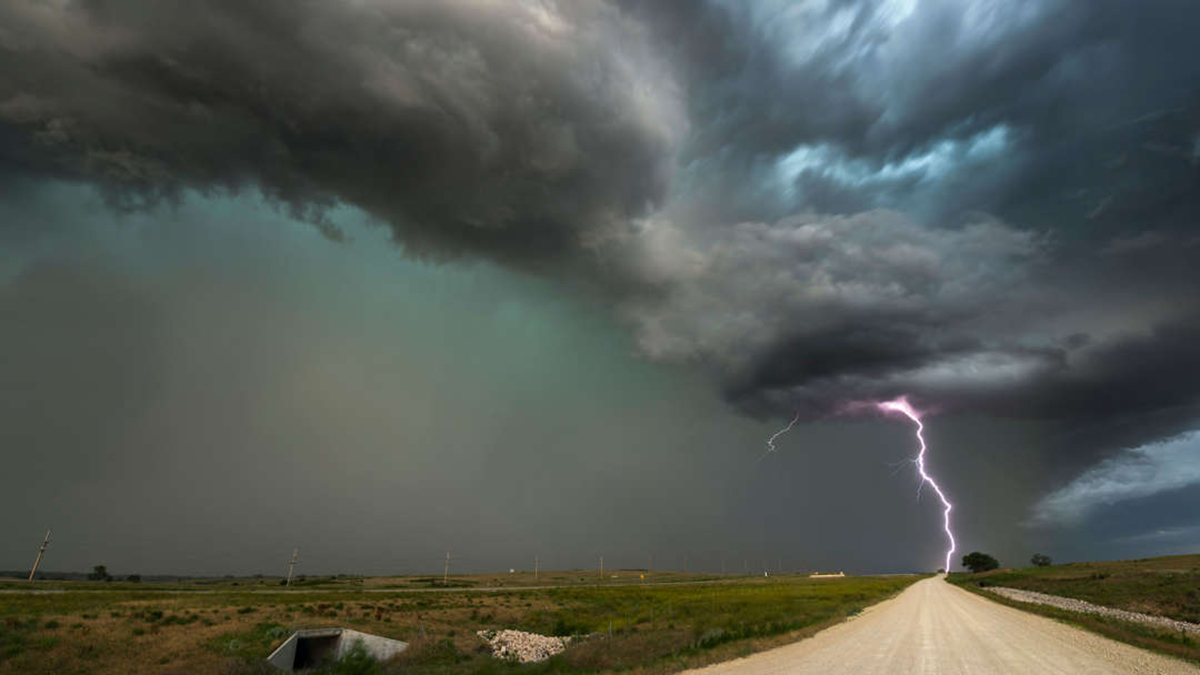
[4,0,1200,472]
[619,209,1046,413]
[1030,430,1200,525]
[0,0,684,269]
[632,0,1200,235]
[4,0,1200,574]
[607,0,1200,447]
[616,201,1200,457]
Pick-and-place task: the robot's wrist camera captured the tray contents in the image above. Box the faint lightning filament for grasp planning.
[766,411,800,454]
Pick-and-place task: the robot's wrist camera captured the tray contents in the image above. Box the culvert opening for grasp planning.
[266,628,408,672]
[293,633,339,669]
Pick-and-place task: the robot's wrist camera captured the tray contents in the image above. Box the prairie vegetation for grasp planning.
[0,571,922,674]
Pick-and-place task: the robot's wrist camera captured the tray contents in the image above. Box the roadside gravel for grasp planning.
[989,586,1200,635]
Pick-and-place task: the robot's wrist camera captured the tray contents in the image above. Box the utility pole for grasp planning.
[28,530,50,583]
[648,554,652,576]
[684,554,688,574]
[534,555,540,582]
[285,548,299,586]
[743,558,748,575]
[443,551,451,586]
[778,558,782,575]
[599,555,604,579]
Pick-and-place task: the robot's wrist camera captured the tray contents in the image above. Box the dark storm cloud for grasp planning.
[642,0,1200,221]
[4,0,1200,574]
[0,0,683,267]
[3,0,1200,446]
[606,0,1200,443]
[618,206,1200,460]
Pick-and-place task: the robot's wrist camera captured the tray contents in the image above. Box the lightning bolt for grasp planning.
[758,398,957,571]
[876,397,956,573]
[765,411,800,455]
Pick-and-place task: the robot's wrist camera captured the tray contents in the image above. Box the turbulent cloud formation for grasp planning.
[3,0,1200,557]
[0,0,684,266]
[3,0,1199,428]
[1031,431,1200,525]
[621,210,1046,414]
[607,0,1200,435]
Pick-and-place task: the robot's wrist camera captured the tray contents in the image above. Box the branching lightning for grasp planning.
[759,397,957,572]
[876,397,956,573]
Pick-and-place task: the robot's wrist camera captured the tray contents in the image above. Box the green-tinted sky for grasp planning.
[3,0,1199,575]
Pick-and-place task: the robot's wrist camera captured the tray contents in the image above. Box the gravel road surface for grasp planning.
[683,575,1198,674]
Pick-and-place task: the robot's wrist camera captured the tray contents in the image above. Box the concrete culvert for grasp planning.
[266,628,407,671]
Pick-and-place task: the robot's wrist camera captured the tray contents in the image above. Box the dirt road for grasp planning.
[685,575,1198,674]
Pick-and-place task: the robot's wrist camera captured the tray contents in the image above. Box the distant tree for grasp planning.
[88,565,110,581]
[937,568,946,574]
[127,574,141,583]
[1030,553,1052,567]
[962,552,1000,573]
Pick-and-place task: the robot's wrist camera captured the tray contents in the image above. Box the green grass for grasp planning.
[952,554,1200,622]
[948,553,1200,664]
[0,572,923,674]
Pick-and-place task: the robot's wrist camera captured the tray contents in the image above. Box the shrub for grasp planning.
[160,614,200,626]
[962,552,1000,573]
[694,627,728,648]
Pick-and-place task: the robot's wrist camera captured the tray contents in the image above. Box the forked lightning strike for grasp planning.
[877,397,957,573]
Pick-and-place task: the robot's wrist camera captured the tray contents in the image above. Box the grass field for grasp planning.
[0,569,722,594]
[0,571,923,674]
[948,553,1200,664]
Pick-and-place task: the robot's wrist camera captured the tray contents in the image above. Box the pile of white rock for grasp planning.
[476,629,571,662]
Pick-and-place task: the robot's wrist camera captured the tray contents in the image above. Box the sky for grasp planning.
[1,0,1198,577]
